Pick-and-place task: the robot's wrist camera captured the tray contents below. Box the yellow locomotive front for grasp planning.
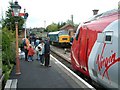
[59,35,70,43]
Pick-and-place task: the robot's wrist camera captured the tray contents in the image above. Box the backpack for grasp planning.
[20,39,26,51]
[22,39,26,46]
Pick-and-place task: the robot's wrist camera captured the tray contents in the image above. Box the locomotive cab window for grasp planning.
[62,38,67,40]
[104,31,113,44]
[75,28,80,40]
[75,24,82,40]
[105,35,111,41]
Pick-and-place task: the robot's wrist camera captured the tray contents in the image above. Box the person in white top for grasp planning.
[35,40,45,65]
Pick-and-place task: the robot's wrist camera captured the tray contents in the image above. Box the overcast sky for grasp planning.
[0,0,119,28]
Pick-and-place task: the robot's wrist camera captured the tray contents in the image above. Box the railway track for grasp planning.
[50,45,106,90]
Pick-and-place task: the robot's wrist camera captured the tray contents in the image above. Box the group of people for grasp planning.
[21,36,51,67]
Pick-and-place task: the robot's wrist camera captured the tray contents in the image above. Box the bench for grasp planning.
[4,79,17,90]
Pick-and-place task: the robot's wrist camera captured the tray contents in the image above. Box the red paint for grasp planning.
[96,43,120,81]
[71,9,119,88]
[19,13,25,16]
[12,12,25,16]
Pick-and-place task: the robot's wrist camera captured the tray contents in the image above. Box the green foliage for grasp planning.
[2,64,14,81]
[57,22,66,29]
[2,65,9,81]
[46,19,77,32]
[46,23,59,32]
[66,19,74,25]
[2,2,24,33]
[118,1,120,9]
[2,28,16,82]
[2,28,15,65]
[46,22,67,32]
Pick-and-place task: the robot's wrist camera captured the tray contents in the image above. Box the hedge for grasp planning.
[2,27,16,82]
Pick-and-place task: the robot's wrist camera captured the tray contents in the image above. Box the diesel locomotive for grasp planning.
[48,30,70,47]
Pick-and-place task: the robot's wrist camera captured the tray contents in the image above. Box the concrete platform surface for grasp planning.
[9,55,83,89]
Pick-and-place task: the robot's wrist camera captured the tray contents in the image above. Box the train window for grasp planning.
[75,28,80,40]
[76,30,80,40]
[75,24,83,40]
[59,30,69,36]
[59,32,62,36]
[104,31,113,44]
[62,38,67,40]
[105,35,111,41]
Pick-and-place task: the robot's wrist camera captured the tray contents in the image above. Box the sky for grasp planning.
[0,0,120,28]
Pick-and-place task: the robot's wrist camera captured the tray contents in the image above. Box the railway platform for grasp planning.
[8,53,95,89]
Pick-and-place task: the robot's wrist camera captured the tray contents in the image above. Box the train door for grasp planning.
[78,26,89,74]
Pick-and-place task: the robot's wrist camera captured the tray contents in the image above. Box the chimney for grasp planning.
[92,9,99,15]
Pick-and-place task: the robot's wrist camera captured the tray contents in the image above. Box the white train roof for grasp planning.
[48,31,60,35]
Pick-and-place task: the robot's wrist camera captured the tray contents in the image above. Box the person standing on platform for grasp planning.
[27,44,35,61]
[36,40,45,65]
[44,37,51,67]
[23,36,30,61]
[35,37,42,60]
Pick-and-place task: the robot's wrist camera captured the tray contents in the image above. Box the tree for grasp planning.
[66,19,74,26]
[2,2,24,33]
[46,23,59,32]
[57,22,66,29]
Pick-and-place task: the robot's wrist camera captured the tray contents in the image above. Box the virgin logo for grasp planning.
[96,43,120,82]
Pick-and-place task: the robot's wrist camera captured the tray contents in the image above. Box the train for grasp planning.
[48,30,70,47]
[71,9,120,89]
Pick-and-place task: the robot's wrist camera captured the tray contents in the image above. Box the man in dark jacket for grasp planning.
[44,37,51,67]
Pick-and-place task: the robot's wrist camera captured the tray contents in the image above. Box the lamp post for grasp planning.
[11,1,21,75]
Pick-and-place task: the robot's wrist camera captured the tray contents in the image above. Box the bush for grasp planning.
[2,27,16,82]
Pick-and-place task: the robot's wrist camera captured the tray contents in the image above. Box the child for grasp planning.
[27,44,35,61]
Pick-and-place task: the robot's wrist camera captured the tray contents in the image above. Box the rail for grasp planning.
[50,45,71,63]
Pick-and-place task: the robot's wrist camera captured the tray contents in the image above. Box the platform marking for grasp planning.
[50,54,95,89]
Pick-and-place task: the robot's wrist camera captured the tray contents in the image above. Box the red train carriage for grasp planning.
[71,9,120,89]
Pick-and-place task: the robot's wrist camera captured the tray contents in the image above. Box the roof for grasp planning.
[60,24,74,30]
[84,9,118,23]
[48,31,60,35]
